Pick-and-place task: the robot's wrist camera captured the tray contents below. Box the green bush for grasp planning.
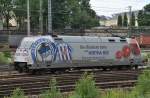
[3,52,11,58]
[40,78,62,98]
[0,52,11,64]
[0,52,12,64]
[142,53,150,63]
[70,73,99,98]
[147,53,150,59]
[10,88,25,98]
[136,69,150,97]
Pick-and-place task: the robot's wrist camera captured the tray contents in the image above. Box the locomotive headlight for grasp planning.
[14,48,29,62]
[22,49,29,56]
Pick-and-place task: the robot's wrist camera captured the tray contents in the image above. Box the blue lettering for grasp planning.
[103,51,109,55]
[96,51,101,55]
[88,51,109,55]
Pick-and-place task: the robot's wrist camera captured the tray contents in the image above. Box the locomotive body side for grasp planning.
[13,35,144,73]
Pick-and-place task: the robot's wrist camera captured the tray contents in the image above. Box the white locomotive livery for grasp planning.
[13,35,144,73]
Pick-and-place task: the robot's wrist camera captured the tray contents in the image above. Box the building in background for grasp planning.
[99,10,139,27]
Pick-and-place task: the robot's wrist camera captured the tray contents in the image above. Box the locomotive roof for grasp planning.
[21,35,130,43]
[22,35,54,42]
[19,36,54,48]
[58,35,127,43]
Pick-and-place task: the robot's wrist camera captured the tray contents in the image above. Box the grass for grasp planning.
[3,69,150,98]
[102,89,130,98]
[4,88,25,98]
[0,52,12,64]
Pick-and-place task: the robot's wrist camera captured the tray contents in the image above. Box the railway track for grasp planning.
[0,70,141,97]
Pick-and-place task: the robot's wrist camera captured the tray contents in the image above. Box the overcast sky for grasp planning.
[90,0,150,17]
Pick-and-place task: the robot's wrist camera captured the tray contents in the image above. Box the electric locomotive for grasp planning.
[13,35,144,73]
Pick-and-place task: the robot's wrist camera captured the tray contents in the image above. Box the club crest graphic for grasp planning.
[31,38,56,63]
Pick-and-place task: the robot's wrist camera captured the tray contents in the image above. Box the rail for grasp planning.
[0,70,141,97]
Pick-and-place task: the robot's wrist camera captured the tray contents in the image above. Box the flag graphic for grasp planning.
[58,44,72,61]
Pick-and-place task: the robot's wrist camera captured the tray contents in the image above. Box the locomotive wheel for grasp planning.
[30,69,37,75]
[126,66,132,70]
[117,66,123,70]
[17,63,27,73]
[134,65,138,70]
[14,63,22,73]
[23,66,29,73]
[18,67,23,73]
[102,67,107,71]
[14,63,19,70]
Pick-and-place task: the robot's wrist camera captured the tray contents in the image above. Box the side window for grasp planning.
[19,41,32,49]
[54,38,64,44]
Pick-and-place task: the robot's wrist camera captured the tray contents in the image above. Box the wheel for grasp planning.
[14,63,19,70]
[50,69,56,74]
[17,63,27,73]
[18,67,23,73]
[23,66,29,73]
[14,63,22,73]
[31,69,37,75]
[117,66,123,70]
[102,67,107,71]
[134,65,138,70]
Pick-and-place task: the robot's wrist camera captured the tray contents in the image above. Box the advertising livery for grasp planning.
[13,35,144,73]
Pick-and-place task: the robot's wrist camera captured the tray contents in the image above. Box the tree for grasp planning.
[13,0,99,31]
[0,0,14,29]
[131,12,135,26]
[123,13,128,27]
[143,4,150,26]
[117,15,122,26]
[137,4,150,26]
[13,0,40,30]
[144,3,150,12]
[137,10,144,26]
[13,0,27,30]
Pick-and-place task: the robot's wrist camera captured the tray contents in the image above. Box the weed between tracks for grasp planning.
[3,69,150,98]
[0,52,11,64]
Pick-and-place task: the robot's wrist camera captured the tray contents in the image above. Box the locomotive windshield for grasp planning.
[19,40,33,49]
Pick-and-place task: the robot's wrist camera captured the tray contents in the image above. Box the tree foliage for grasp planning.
[123,13,128,27]
[117,15,122,27]
[13,0,40,30]
[12,0,99,31]
[138,10,144,26]
[138,3,150,26]
[0,0,14,29]
[131,12,135,26]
